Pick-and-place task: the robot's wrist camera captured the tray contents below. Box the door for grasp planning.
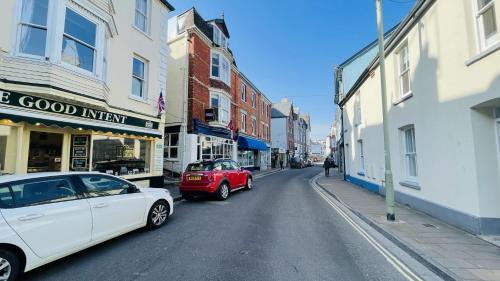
[0,176,92,258]
[222,161,239,188]
[78,175,146,241]
[231,160,246,187]
[27,131,63,173]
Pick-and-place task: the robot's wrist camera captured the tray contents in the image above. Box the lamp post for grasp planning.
[375,0,395,221]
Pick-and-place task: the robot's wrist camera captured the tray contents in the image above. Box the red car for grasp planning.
[180,159,253,200]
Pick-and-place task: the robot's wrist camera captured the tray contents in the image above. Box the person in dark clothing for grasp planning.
[324,157,331,176]
[279,159,284,170]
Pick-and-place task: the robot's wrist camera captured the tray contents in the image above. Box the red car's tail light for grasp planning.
[208,174,215,182]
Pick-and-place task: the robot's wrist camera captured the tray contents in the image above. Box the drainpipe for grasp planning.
[180,32,189,173]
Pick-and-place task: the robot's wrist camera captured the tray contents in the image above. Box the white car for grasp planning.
[0,172,173,281]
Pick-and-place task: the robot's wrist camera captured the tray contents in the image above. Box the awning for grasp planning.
[0,108,162,138]
[192,118,231,139]
[238,135,269,151]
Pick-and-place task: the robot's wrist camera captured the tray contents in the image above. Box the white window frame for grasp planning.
[210,50,230,85]
[131,56,148,101]
[397,43,412,98]
[240,82,247,102]
[251,116,257,136]
[240,110,247,133]
[251,91,256,108]
[354,91,362,126]
[210,91,230,125]
[16,0,50,59]
[164,133,179,160]
[474,0,499,51]
[401,126,418,182]
[212,24,227,48]
[134,0,150,34]
[357,139,364,175]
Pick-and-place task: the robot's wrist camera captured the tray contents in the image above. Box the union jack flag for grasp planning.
[157,91,165,117]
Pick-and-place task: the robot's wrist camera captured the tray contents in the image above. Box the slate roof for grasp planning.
[272,101,293,118]
[159,0,175,11]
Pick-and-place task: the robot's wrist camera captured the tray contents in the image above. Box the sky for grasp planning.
[168,0,416,140]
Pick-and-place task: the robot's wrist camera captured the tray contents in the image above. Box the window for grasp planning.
[91,135,151,175]
[211,51,230,85]
[0,125,20,175]
[80,175,132,197]
[475,0,499,49]
[251,116,257,135]
[241,82,246,102]
[402,126,418,180]
[10,177,78,207]
[61,8,97,72]
[397,44,411,98]
[18,0,49,57]
[210,92,230,125]
[0,186,14,208]
[240,111,247,132]
[135,0,149,33]
[212,24,227,48]
[238,150,255,167]
[197,136,233,160]
[357,140,364,174]
[251,91,256,108]
[132,57,147,99]
[354,91,362,126]
[164,133,179,159]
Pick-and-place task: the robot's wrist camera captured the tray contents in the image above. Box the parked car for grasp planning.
[290,157,305,169]
[0,172,173,281]
[180,159,253,200]
[306,159,314,167]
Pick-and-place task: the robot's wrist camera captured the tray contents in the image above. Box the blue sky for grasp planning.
[168,0,416,140]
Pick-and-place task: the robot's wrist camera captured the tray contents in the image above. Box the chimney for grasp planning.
[280,97,289,103]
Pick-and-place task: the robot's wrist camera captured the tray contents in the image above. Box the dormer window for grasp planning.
[212,24,227,48]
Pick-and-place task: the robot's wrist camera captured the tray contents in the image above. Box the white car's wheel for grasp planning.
[147,201,170,229]
[0,249,20,281]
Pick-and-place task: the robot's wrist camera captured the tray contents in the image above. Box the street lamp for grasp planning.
[375,0,395,221]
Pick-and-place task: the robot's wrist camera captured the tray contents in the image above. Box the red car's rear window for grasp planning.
[186,162,213,171]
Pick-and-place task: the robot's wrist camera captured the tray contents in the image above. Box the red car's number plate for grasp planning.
[188,176,202,181]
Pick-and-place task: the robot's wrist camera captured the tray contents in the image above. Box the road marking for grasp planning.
[253,169,288,179]
[310,174,423,281]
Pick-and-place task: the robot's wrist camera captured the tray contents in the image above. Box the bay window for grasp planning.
[197,136,233,161]
[61,8,97,73]
[211,51,230,85]
[18,0,49,57]
[212,24,227,48]
[475,0,499,50]
[210,91,230,125]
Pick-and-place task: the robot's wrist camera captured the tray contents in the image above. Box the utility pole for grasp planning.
[375,0,395,221]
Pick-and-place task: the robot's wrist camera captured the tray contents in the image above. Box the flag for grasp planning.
[157,91,165,117]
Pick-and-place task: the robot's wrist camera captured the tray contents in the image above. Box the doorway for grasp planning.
[28,131,64,173]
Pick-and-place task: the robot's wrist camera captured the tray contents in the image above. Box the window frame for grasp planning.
[210,91,231,125]
[240,82,247,102]
[251,91,256,108]
[474,0,499,50]
[251,116,257,136]
[401,126,418,182]
[134,0,150,34]
[16,0,50,59]
[164,133,179,160]
[78,174,135,198]
[212,24,227,48]
[210,51,230,85]
[240,110,247,133]
[397,43,412,98]
[357,139,365,175]
[131,56,148,100]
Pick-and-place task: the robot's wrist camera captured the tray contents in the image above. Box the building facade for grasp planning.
[271,98,294,167]
[165,8,271,173]
[0,0,174,187]
[336,0,500,234]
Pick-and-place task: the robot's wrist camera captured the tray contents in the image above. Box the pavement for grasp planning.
[316,170,500,281]
[22,167,428,281]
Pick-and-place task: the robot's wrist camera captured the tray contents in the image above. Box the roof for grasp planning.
[272,100,293,118]
[271,108,287,118]
[338,0,435,107]
[159,0,175,11]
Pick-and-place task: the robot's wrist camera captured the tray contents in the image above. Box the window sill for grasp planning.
[129,95,149,104]
[132,25,153,41]
[465,41,500,66]
[393,92,413,106]
[399,180,421,190]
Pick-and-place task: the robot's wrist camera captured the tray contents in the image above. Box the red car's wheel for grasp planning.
[217,182,230,200]
[245,177,253,190]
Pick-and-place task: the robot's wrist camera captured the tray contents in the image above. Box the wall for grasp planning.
[271,117,288,150]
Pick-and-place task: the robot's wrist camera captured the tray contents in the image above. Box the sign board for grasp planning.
[73,135,88,146]
[204,108,218,122]
[72,158,87,169]
[72,146,87,158]
[154,141,163,172]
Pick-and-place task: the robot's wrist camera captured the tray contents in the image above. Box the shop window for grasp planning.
[0,125,19,175]
[61,8,97,73]
[238,150,255,167]
[28,131,63,173]
[18,0,49,57]
[197,136,233,161]
[164,133,179,159]
[91,135,151,176]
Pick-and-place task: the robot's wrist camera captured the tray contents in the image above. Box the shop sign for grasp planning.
[205,108,218,122]
[72,158,87,169]
[154,141,163,172]
[72,146,87,158]
[73,135,88,146]
[0,90,159,129]
[71,135,90,171]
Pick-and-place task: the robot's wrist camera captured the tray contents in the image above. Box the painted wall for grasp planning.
[340,0,500,233]
[271,117,288,151]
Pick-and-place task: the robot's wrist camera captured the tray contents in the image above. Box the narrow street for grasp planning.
[24,168,410,281]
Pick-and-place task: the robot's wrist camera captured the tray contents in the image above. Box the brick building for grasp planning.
[165,8,272,174]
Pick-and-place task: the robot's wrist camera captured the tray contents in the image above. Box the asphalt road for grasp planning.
[23,167,408,281]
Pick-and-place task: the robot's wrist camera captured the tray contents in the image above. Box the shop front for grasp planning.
[192,118,236,162]
[0,89,164,187]
[237,135,270,171]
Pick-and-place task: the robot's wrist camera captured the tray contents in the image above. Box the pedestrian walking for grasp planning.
[279,159,284,170]
[324,157,331,176]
